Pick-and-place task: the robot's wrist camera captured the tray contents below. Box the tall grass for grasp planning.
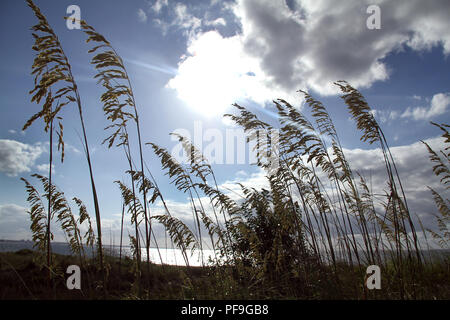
[21,174,93,269]
[19,0,449,300]
[24,0,104,276]
[144,84,449,299]
[79,19,165,296]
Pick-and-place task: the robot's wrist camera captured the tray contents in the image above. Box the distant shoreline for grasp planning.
[1,239,449,252]
[0,239,217,266]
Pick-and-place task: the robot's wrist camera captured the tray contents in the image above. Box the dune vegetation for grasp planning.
[2,0,448,300]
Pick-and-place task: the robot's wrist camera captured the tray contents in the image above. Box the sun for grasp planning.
[166,31,268,118]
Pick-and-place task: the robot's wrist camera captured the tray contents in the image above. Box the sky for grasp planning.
[0,0,449,250]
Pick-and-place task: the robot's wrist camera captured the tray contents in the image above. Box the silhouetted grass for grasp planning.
[0,249,448,299]
[11,0,450,300]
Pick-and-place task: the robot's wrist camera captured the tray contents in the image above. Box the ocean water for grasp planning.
[0,240,216,267]
[136,247,218,266]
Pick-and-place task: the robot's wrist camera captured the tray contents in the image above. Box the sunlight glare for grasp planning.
[167,31,272,117]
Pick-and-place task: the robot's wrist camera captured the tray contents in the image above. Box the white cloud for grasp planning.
[137,8,148,23]
[372,109,399,123]
[219,167,270,201]
[233,0,450,96]
[8,129,25,136]
[204,17,226,27]
[151,0,169,14]
[167,30,296,116]
[166,0,450,113]
[150,2,202,37]
[401,93,450,120]
[64,142,82,155]
[0,202,106,243]
[0,139,44,177]
[36,163,55,174]
[373,92,450,123]
[236,170,248,177]
[0,204,31,240]
[173,3,202,36]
